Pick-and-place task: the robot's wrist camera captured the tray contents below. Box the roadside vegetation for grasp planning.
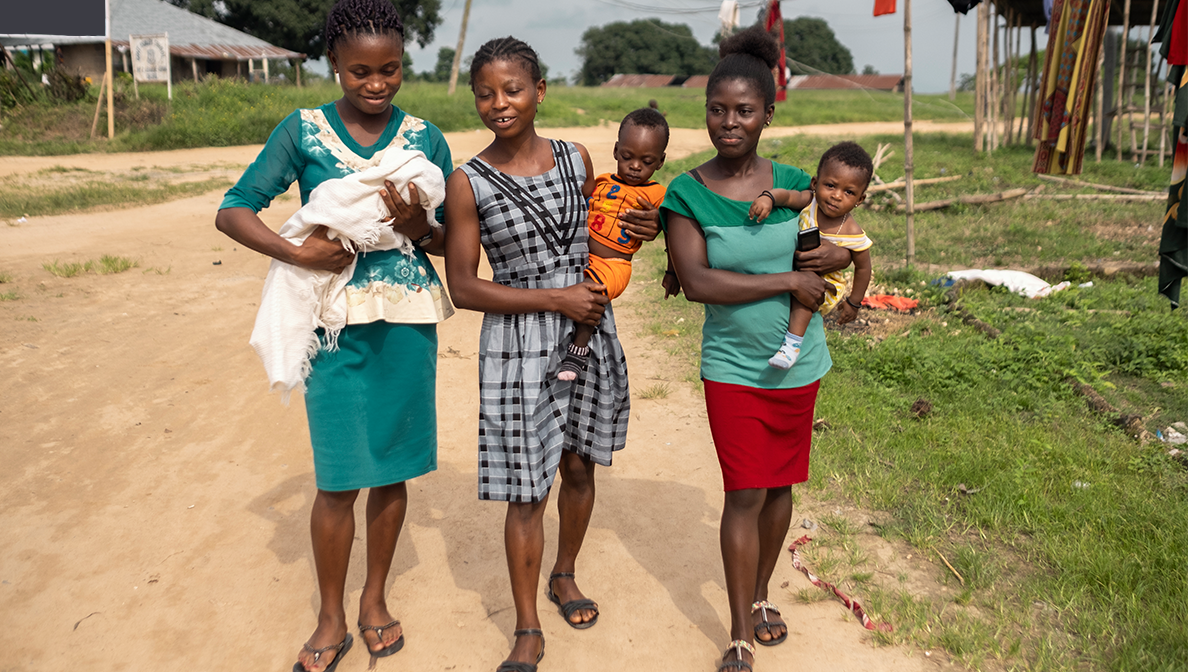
[0,165,231,218]
[0,77,975,156]
[635,133,1186,671]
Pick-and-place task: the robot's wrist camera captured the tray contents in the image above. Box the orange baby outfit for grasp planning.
[584,174,666,299]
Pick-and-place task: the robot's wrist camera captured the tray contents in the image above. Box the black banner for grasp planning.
[6,0,105,37]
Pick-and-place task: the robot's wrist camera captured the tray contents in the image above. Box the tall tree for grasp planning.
[575,19,716,86]
[781,17,854,75]
[166,0,441,56]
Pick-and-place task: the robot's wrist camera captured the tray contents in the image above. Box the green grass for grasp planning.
[0,290,19,301]
[631,131,1187,669]
[0,271,12,283]
[0,176,230,218]
[42,255,139,278]
[1,77,977,155]
[637,382,672,399]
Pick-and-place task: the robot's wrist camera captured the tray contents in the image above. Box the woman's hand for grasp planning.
[788,271,835,311]
[794,239,850,274]
[292,226,355,274]
[621,197,661,242]
[380,180,433,241]
[555,281,610,325]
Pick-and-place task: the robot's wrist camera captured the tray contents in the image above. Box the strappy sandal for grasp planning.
[546,571,599,629]
[556,343,590,381]
[292,632,352,672]
[495,628,545,672]
[358,619,404,658]
[717,639,755,672]
[751,600,788,646]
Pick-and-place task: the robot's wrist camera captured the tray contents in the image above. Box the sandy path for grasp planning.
[0,126,957,671]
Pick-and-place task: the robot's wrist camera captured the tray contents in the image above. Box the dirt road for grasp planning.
[0,124,960,671]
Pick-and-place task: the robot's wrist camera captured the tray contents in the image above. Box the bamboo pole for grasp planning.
[990,0,999,152]
[1025,24,1039,145]
[950,14,960,101]
[447,0,473,95]
[1116,0,1131,161]
[1139,0,1159,166]
[90,73,107,139]
[975,0,987,151]
[105,38,114,138]
[1095,45,1106,161]
[904,0,915,268]
[1012,13,1023,143]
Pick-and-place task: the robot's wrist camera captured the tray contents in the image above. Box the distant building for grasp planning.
[682,74,904,92]
[600,74,680,88]
[0,0,303,84]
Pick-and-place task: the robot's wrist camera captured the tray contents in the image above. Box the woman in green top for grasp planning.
[215,2,450,670]
[661,26,851,672]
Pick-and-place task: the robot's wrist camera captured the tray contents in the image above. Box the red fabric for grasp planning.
[765,0,788,102]
[861,295,919,310]
[1170,0,1187,65]
[874,0,897,16]
[703,378,820,491]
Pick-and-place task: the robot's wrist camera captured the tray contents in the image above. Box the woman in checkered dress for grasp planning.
[444,37,658,672]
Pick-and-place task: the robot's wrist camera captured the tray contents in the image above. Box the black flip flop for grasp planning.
[358,619,404,658]
[546,572,599,630]
[293,632,353,672]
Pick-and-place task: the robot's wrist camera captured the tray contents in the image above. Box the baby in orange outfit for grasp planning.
[558,108,669,380]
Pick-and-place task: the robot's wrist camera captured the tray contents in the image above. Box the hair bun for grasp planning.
[717,25,780,70]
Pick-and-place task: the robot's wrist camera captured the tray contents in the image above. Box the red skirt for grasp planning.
[703,378,820,492]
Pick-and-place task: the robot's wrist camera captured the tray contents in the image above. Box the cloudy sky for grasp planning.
[390,0,997,94]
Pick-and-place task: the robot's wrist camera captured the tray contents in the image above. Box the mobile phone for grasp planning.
[798,227,821,251]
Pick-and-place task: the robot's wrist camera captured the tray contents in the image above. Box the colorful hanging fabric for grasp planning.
[1031,0,1111,175]
[874,0,897,16]
[1156,0,1187,307]
[764,0,788,102]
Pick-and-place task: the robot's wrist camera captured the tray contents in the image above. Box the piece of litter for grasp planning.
[1078,281,1094,288]
[212,260,222,266]
[1072,481,1090,490]
[925,651,932,657]
[802,518,817,530]
[16,217,27,223]
[187,505,195,509]
[1162,428,1187,445]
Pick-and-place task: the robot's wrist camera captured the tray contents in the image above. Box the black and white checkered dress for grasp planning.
[461,140,630,503]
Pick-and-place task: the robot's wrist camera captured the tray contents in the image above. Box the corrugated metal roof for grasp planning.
[682,75,709,89]
[600,74,677,88]
[788,74,904,91]
[1,0,303,59]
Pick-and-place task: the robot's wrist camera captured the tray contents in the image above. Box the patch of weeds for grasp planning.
[211,245,223,252]
[0,271,13,283]
[638,383,671,400]
[143,266,172,275]
[820,514,859,537]
[16,315,38,321]
[0,290,19,301]
[97,255,138,274]
[42,259,92,278]
[794,587,831,604]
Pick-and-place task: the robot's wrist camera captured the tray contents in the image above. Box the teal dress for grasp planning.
[221,102,453,491]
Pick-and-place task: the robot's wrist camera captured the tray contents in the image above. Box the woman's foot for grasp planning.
[295,619,349,672]
[503,628,545,666]
[358,603,404,656]
[751,600,787,645]
[717,639,755,671]
[546,573,598,627]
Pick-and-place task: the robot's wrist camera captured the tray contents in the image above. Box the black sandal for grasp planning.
[293,632,353,672]
[556,343,590,381]
[751,600,788,646]
[495,628,545,672]
[717,639,755,672]
[358,619,404,657]
[546,572,599,630]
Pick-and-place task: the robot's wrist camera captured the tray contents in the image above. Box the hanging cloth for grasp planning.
[946,0,981,14]
[1031,0,1111,175]
[874,0,897,16]
[1155,0,1187,307]
[764,0,788,101]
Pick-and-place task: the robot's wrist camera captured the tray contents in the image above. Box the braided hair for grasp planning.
[620,107,670,147]
[707,25,780,107]
[324,0,404,54]
[818,141,875,186]
[468,36,542,89]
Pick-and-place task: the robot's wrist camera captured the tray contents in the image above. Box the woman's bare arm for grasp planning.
[215,207,353,273]
[443,170,608,325]
[666,211,831,308]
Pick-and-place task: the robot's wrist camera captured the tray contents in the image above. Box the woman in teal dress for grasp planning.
[215,2,449,670]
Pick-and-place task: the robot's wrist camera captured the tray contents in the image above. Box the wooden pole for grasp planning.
[975,0,987,151]
[191,57,198,82]
[105,38,114,139]
[90,73,107,138]
[1095,45,1106,160]
[904,0,916,268]
[989,0,999,153]
[1012,13,1023,143]
[1116,0,1131,161]
[294,58,302,87]
[1139,0,1159,166]
[950,13,960,101]
[447,0,473,95]
[1025,24,1038,145]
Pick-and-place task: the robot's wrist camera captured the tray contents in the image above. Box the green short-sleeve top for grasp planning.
[660,161,832,389]
[220,102,454,324]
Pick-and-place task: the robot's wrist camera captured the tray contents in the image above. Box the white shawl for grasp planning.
[249,147,446,402]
